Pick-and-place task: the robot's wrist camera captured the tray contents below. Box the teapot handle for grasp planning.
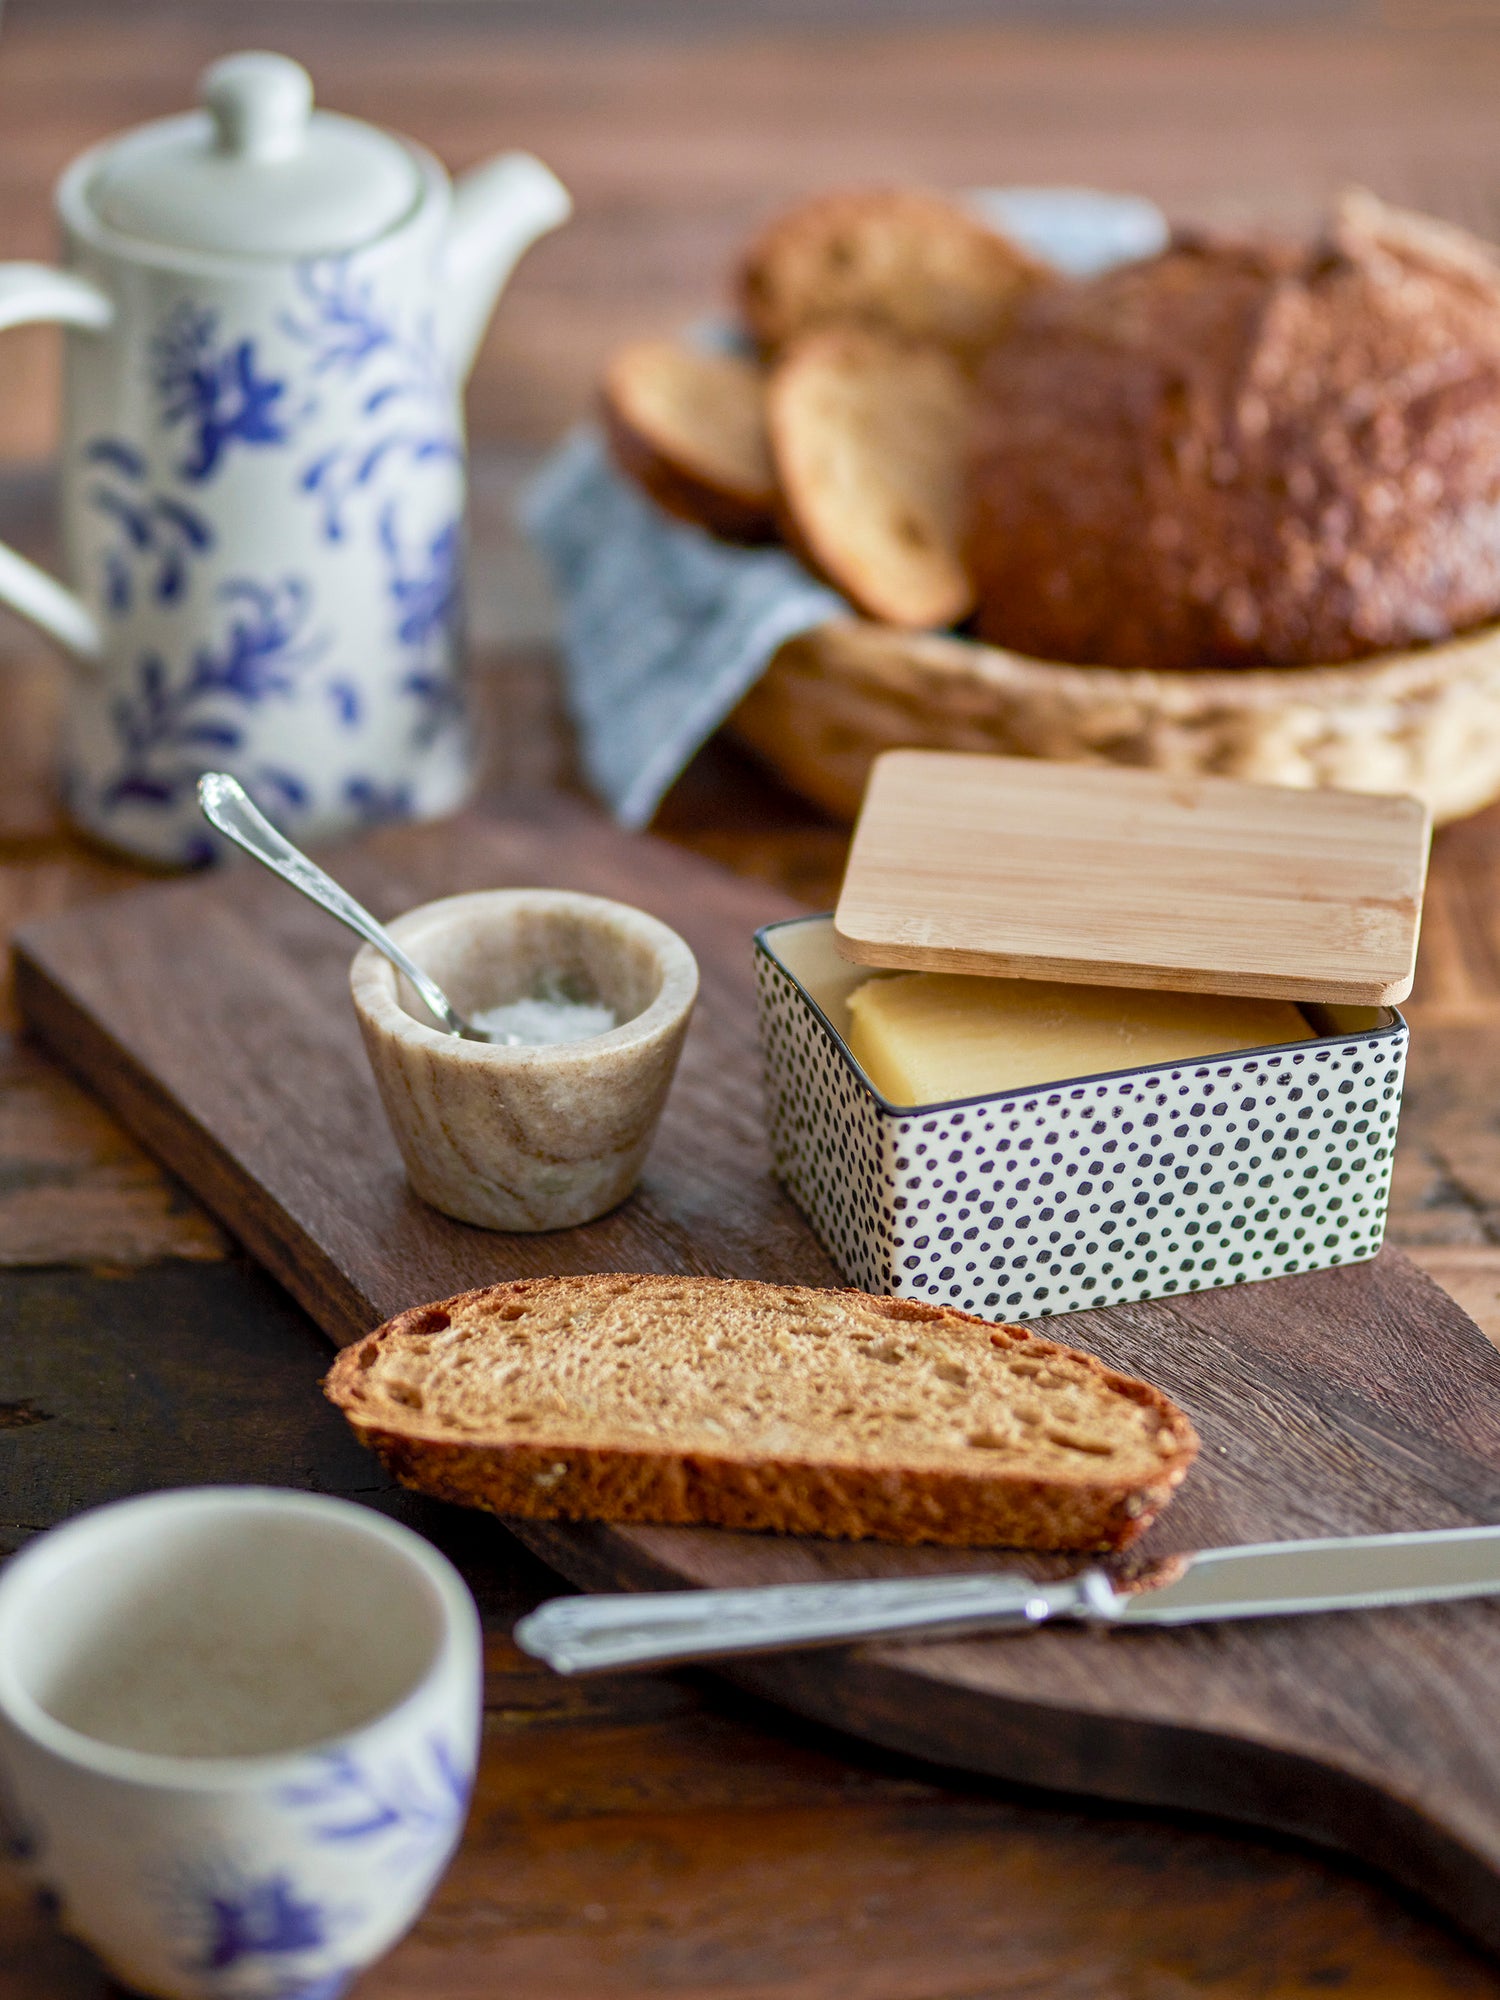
[0,265,114,666]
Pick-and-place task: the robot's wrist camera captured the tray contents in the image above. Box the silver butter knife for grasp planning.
[513,1524,1500,1675]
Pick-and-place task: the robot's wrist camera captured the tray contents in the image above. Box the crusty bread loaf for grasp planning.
[967,189,1500,671]
[739,187,1050,363]
[324,1275,1198,1550]
[602,337,776,541]
[769,330,975,629]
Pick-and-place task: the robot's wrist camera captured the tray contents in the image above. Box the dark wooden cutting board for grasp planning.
[15,794,1500,1956]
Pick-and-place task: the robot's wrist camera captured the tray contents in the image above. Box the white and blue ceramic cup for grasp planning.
[0,1487,482,2000]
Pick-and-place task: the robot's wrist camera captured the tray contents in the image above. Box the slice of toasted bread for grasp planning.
[739,187,1051,362]
[768,329,975,629]
[324,1274,1198,1550]
[601,337,777,541]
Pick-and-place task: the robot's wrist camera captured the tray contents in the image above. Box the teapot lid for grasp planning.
[87,53,422,258]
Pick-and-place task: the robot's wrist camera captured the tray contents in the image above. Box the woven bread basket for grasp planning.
[729,618,1500,824]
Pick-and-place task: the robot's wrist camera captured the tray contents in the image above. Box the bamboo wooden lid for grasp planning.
[833,751,1431,1005]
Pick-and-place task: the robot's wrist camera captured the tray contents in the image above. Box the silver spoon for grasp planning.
[197,771,492,1042]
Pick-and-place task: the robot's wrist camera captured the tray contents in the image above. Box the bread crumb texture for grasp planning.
[770,329,975,628]
[739,186,1050,361]
[325,1275,1198,1548]
[601,337,776,541]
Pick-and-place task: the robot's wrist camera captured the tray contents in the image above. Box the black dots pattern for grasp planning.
[754,935,1409,1322]
[756,946,893,1293]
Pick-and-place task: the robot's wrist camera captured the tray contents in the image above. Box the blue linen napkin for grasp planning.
[518,428,844,828]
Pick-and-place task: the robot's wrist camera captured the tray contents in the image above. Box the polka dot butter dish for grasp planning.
[755,751,1430,1320]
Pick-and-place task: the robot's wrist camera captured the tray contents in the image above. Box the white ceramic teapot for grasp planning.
[0,51,569,864]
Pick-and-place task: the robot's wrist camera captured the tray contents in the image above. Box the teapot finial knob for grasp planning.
[201,52,313,164]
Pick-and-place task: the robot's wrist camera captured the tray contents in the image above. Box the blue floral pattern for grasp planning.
[152,302,295,482]
[101,578,324,816]
[71,253,473,861]
[279,1734,472,1875]
[377,503,468,749]
[83,438,215,615]
[157,1853,356,1997]
[281,260,461,544]
[382,505,461,650]
[343,775,416,826]
[198,1872,329,1970]
[325,678,364,729]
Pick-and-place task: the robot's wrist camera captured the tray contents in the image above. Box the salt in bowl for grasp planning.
[350,887,699,1231]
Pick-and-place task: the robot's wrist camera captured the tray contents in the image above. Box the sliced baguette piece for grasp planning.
[601,337,777,541]
[324,1274,1199,1550]
[769,329,976,629]
[739,186,1052,362]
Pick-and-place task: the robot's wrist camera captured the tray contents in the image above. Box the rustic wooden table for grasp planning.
[7,2,1500,1992]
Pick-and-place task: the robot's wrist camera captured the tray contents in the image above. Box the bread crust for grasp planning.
[739,187,1051,362]
[967,191,1500,671]
[325,1275,1199,1551]
[601,338,777,543]
[603,402,775,542]
[769,329,975,629]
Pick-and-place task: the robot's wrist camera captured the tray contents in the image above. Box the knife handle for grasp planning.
[513,1571,1108,1675]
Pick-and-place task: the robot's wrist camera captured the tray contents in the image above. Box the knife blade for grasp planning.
[1111,1523,1500,1624]
[512,1524,1500,1675]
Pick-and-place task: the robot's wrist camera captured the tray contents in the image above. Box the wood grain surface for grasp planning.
[15,796,840,1341]
[1,1275,1495,2000]
[11,544,1500,2000]
[9,3,1500,1990]
[834,751,1432,1001]
[17,796,1500,1955]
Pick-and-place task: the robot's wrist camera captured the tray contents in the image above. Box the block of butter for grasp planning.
[844,972,1315,1106]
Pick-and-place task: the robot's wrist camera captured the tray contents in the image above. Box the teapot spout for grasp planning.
[444,152,571,382]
